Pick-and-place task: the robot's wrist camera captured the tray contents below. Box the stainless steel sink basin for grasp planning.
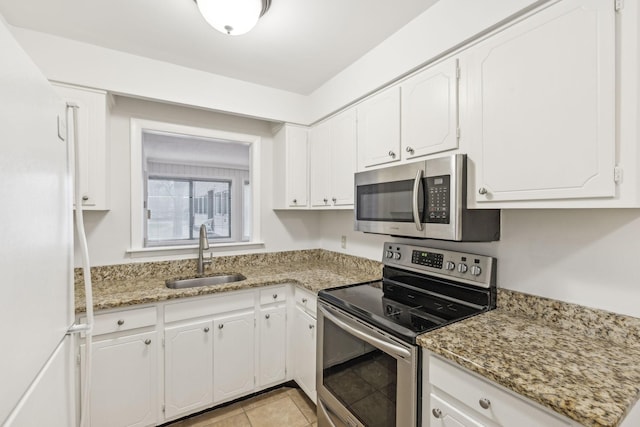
[166,273,247,289]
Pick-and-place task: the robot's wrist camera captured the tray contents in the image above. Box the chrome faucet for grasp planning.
[197,224,212,275]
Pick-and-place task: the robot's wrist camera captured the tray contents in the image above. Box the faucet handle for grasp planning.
[204,252,213,265]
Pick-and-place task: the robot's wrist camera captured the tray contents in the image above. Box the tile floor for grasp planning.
[166,387,317,427]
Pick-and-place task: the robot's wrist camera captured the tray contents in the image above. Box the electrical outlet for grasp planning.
[341,235,347,249]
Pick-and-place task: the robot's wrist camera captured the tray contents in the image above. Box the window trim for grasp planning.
[130,118,261,253]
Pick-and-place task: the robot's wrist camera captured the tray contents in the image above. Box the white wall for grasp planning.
[318,210,640,318]
[307,0,546,121]
[11,28,310,124]
[75,96,321,266]
[10,1,547,125]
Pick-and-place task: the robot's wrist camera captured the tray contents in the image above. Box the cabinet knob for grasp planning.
[478,187,488,195]
[204,327,210,333]
[479,398,491,409]
[302,298,308,303]
[405,146,415,155]
[388,150,396,158]
[292,199,297,204]
[82,195,89,201]
[332,197,337,203]
[144,339,151,345]
[309,324,315,329]
[117,319,125,326]
[265,314,270,319]
[432,408,442,419]
[218,324,224,329]
[273,294,278,299]
[323,198,328,204]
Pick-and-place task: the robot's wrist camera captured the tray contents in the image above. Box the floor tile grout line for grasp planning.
[288,393,316,424]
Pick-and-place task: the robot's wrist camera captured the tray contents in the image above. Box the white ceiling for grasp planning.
[0,0,439,95]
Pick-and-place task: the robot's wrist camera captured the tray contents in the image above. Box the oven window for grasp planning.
[356,179,425,222]
[322,319,397,427]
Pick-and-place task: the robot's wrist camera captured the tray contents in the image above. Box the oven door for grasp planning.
[354,161,427,238]
[317,302,419,427]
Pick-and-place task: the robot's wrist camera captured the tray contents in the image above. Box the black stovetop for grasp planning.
[319,267,493,344]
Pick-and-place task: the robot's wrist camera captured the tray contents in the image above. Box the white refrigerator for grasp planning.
[0,16,77,427]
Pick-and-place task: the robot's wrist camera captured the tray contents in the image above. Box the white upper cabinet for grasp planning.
[51,82,111,210]
[401,57,460,159]
[273,124,309,209]
[309,120,333,207]
[310,108,357,208]
[466,0,615,205]
[357,86,401,169]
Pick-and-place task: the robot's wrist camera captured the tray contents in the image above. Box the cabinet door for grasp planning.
[292,306,317,403]
[468,0,615,204]
[258,306,287,387]
[429,394,486,427]
[51,83,109,210]
[357,86,401,169]
[330,108,357,206]
[212,312,255,403]
[164,320,213,419]
[286,125,309,207]
[82,331,157,427]
[309,121,332,207]
[401,58,459,159]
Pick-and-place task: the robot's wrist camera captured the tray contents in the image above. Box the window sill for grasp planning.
[126,241,266,258]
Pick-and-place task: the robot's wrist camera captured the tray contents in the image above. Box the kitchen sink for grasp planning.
[165,273,247,289]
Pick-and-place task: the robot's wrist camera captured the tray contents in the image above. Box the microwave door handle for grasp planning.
[412,169,424,231]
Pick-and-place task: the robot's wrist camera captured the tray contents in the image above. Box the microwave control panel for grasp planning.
[426,175,450,224]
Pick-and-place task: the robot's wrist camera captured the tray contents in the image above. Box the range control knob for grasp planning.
[470,265,482,276]
[444,261,455,271]
[458,263,468,274]
[385,250,394,259]
[393,252,401,260]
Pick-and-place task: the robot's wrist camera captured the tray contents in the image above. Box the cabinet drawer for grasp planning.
[430,356,571,427]
[294,288,317,317]
[165,291,254,323]
[88,307,157,336]
[259,286,287,305]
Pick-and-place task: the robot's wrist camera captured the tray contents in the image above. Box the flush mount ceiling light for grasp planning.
[195,0,271,36]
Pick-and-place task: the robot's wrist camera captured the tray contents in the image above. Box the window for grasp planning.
[130,119,261,251]
[146,178,232,245]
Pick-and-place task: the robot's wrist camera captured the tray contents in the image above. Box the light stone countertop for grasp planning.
[74,249,382,313]
[417,289,640,427]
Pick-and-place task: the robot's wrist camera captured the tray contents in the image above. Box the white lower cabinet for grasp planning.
[426,353,575,427]
[258,305,287,387]
[82,331,158,427]
[292,305,317,403]
[164,320,213,419]
[212,311,256,403]
[82,285,311,426]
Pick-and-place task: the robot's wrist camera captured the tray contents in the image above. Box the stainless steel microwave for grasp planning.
[354,154,500,241]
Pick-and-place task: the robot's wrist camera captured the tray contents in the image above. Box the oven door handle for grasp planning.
[319,306,411,359]
[412,169,424,231]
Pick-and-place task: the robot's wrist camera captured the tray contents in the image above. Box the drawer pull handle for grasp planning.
[478,187,488,195]
[302,298,308,303]
[204,327,210,333]
[479,398,491,409]
[144,339,151,345]
[265,314,270,319]
[432,408,442,418]
[117,319,125,326]
[273,294,278,299]
[219,324,224,329]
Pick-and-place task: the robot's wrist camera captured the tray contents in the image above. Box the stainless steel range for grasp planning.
[317,242,497,427]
